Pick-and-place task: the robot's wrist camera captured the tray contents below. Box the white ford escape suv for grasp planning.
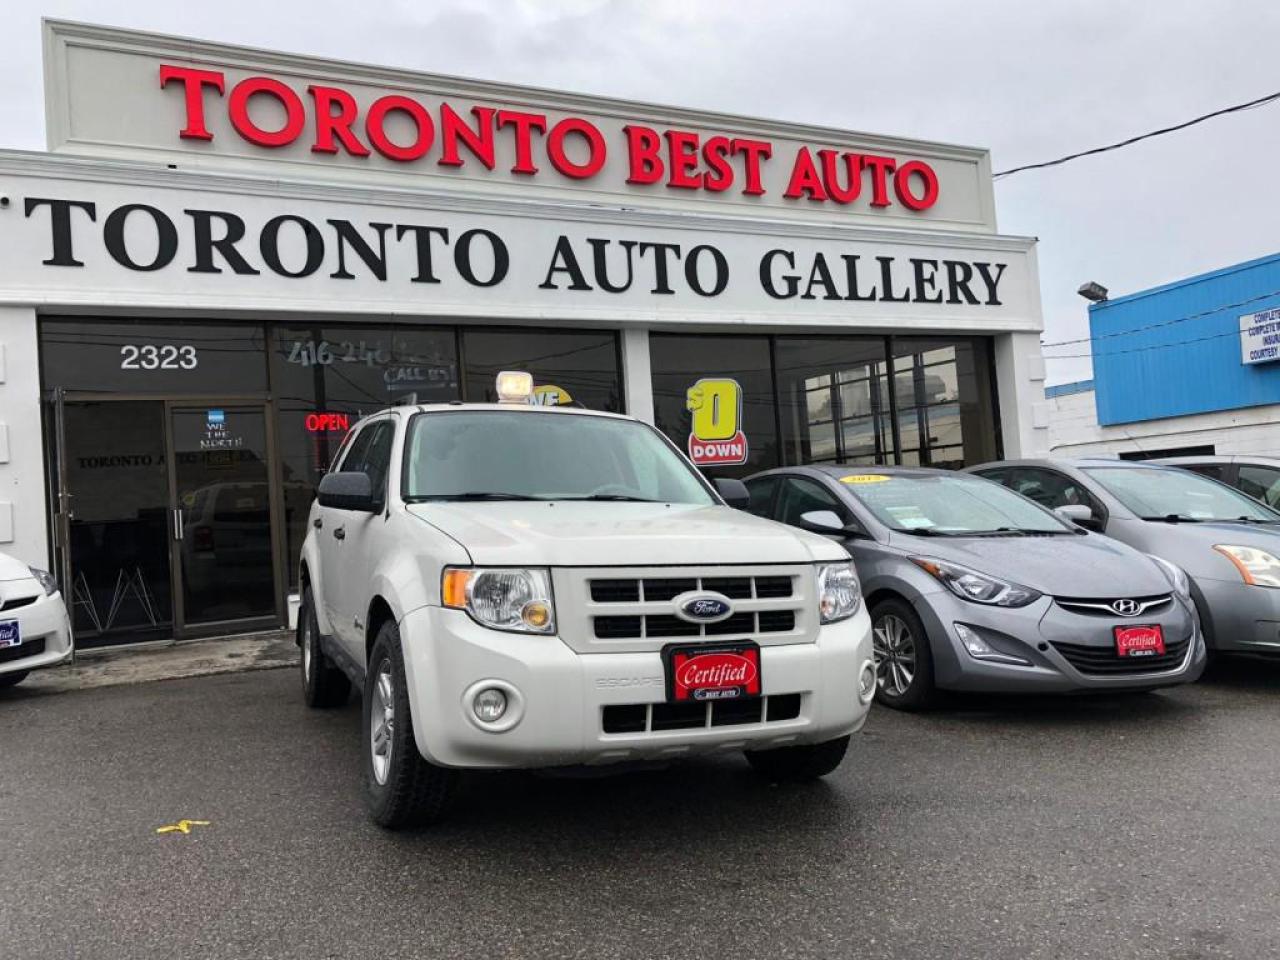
[299,373,875,828]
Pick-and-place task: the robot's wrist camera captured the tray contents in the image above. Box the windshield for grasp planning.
[402,410,716,504]
[1084,466,1280,522]
[840,472,1072,534]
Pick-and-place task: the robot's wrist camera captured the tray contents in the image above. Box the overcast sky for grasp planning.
[4,0,1278,384]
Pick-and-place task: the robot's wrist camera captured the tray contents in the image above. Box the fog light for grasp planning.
[521,600,552,631]
[858,661,877,704]
[473,687,508,723]
[954,623,1030,666]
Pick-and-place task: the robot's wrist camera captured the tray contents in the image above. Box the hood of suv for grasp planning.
[407,501,845,567]
[891,530,1171,597]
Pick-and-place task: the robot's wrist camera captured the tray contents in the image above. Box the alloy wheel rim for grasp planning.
[873,614,917,697]
[370,659,395,785]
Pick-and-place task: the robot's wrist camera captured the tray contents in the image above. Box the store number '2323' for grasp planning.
[119,344,199,370]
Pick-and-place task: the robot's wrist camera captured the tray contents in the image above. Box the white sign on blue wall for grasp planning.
[1240,307,1280,365]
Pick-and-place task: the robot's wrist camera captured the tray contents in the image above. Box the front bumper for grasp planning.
[1194,577,1280,655]
[913,591,1205,694]
[0,591,74,677]
[397,604,875,769]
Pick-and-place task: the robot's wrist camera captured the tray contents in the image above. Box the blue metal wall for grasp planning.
[1089,252,1280,425]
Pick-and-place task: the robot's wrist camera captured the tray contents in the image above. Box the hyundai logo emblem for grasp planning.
[674,591,734,624]
[1111,598,1141,616]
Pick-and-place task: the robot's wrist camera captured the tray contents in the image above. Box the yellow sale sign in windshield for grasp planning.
[686,378,748,466]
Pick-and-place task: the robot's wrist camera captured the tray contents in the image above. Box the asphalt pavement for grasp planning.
[1,659,1277,960]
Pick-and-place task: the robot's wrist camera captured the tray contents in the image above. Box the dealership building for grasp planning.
[0,21,1048,645]
[1050,251,1280,462]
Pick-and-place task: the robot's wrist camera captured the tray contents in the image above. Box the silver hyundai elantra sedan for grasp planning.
[744,466,1205,710]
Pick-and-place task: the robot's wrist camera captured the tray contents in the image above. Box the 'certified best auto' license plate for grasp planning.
[1114,624,1165,658]
[664,643,761,702]
[0,619,21,649]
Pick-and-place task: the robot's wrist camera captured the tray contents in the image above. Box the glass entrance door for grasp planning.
[169,404,282,631]
[54,398,285,644]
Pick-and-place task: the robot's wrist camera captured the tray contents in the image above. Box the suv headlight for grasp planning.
[910,557,1041,607]
[442,567,556,634]
[816,561,862,623]
[28,567,58,597]
[1213,545,1280,588]
[1147,554,1191,599]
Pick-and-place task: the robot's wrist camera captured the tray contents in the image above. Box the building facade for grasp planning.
[0,21,1048,645]
[1050,252,1280,459]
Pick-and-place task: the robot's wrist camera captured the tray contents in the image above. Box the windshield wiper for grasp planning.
[405,492,546,502]
[557,494,662,502]
[1140,514,1202,523]
[895,527,954,536]
[1231,515,1279,524]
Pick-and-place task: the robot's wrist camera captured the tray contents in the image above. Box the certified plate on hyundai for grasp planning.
[663,643,761,702]
[0,619,21,649]
[1114,624,1165,658]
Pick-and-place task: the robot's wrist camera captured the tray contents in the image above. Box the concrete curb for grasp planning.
[10,630,300,697]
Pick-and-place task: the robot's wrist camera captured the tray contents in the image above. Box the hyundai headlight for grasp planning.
[910,558,1041,607]
[1147,554,1191,599]
[442,567,556,633]
[817,561,862,623]
[1213,545,1280,588]
[28,567,57,597]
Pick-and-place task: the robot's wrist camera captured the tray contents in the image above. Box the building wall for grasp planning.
[0,305,48,567]
[1049,385,1280,459]
[1089,251,1280,426]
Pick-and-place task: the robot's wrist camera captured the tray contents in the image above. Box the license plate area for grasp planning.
[663,642,761,703]
[0,619,21,649]
[1114,624,1165,658]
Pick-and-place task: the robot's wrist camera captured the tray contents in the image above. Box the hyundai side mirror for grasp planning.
[317,471,377,512]
[713,477,751,509]
[1054,503,1099,530]
[798,509,859,537]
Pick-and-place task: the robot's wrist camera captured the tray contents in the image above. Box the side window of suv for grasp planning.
[776,476,849,527]
[335,425,373,474]
[344,420,396,506]
[744,476,779,518]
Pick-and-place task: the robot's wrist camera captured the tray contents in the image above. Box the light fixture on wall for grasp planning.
[1077,281,1109,303]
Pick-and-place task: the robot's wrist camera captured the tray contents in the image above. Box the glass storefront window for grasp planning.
[889,336,999,469]
[461,329,622,412]
[776,337,891,466]
[648,334,778,480]
[41,319,267,394]
[270,325,460,586]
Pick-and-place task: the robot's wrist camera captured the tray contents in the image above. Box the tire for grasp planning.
[364,620,460,830]
[299,586,350,709]
[870,597,938,711]
[0,671,29,690]
[745,735,849,782]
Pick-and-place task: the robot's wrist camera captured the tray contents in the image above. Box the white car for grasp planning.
[299,372,876,828]
[0,552,73,689]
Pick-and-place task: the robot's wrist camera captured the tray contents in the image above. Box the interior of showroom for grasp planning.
[0,21,1049,645]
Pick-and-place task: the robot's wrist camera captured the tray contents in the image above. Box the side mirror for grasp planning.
[714,477,750,509]
[1054,503,1099,530]
[317,471,377,512]
[798,509,845,534]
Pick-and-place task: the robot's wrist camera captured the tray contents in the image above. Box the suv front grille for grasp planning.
[1051,636,1189,675]
[594,610,795,640]
[602,693,802,733]
[591,575,792,603]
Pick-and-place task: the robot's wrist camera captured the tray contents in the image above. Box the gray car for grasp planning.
[968,458,1280,660]
[743,466,1203,710]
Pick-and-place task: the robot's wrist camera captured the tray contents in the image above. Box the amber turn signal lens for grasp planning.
[442,569,473,608]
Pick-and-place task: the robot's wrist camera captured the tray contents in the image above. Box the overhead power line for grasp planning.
[1040,288,1280,349]
[993,89,1280,179]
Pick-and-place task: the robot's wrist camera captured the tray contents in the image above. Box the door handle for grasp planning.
[333,527,346,541]
[172,508,185,541]
[313,517,323,529]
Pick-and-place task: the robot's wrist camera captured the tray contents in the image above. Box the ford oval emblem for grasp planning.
[674,591,734,624]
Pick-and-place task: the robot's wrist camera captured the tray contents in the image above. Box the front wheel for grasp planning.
[364,621,460,830]
[745,736,849,782]
[870,597,938,711]
[0,670,29,690]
